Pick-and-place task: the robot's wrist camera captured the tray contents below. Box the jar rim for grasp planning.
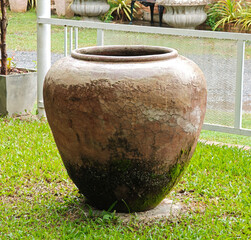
[71,45,178,62]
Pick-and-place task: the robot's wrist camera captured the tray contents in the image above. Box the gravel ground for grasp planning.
[9,50,251,113]
[8,50,63,70]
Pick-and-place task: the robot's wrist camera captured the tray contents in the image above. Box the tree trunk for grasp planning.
[1,0,7,75]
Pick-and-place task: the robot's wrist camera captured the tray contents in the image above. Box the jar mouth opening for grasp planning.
[71,45,178,62]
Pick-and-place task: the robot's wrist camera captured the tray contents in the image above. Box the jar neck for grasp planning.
[71,45,178,62]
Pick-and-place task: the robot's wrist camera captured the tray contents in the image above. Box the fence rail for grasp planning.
[37,7,251,137]
[37,17,251,41]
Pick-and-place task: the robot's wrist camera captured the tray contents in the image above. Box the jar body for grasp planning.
[44,46,207,212]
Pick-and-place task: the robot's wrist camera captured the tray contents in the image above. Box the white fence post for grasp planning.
[234,40,245,129]
[74,27,78,49]
[64,26,68,56]
[69,27,73,53]
[97,29,104,46]
[37,0,51,118]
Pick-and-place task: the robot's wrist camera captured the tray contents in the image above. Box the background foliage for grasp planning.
[207,0,251,31]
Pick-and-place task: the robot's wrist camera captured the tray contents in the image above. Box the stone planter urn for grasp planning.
[9,0,28,13]
[44,45,207,212]
[70,0,110,21]
[158,0,212,29]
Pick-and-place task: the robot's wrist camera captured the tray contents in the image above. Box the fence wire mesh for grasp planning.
[244,41,251,111]
[103,30,251,129]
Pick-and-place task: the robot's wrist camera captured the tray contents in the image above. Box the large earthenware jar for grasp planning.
[44,45,207,212]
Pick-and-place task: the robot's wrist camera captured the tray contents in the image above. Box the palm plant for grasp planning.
[107,0,139,21]
[208,0,251,31]
[208,0,240,30]
[28,0,37,9]
[235,4,251,31]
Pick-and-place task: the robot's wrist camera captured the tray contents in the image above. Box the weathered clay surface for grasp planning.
[44,45,207,212]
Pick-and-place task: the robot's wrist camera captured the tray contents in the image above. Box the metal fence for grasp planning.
[37,1,251,136]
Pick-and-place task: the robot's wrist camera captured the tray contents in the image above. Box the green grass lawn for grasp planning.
[0,118,250,239]
[200,113,251,147]
[200,130,251,147]
[7,10,37,52]
[7,10,97,53]
[104,30,251,59]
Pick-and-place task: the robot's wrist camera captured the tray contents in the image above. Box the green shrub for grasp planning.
[207,0,251,31]
[103,0,139,22]
[28,0,37,10]
[235,6,251,30]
